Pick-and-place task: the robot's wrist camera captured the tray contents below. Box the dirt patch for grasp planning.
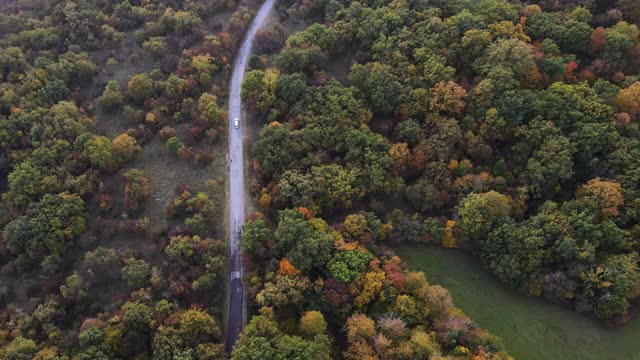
[261,5,313,41]
[93,110,132,138]
[84,34,154,107]
[243,109,261,217]
[207,7,237,32]
[0,171,7,195]
[325,48,357,85]
[130,134,228,234]
[369,114,397,138]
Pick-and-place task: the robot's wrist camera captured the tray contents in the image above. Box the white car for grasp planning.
[234,118,240,128]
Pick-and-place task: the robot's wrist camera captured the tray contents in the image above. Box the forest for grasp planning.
[237,0,640,357]
[1,0,640,358]
[0,0,254,358]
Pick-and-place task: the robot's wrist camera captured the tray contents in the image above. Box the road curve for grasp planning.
[226,0,276,352]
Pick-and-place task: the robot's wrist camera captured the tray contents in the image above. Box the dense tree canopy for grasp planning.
[242,0,640,323]
[240,211,510,359]
[0,0,250,357]
[2,0,640,358]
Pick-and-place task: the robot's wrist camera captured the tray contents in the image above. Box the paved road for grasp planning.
[226,0,276,352]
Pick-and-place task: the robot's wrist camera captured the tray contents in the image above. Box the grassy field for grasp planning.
[397,245,640,360]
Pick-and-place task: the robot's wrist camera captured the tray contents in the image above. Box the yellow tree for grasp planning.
[576,178,624,218]
[112,133,138,164]
[389,143,411,172]
[344,213,367,238]
[198,93,226,126]
[179,308,221,343]
[442,220,457,248]
[352,271,385,308]
[614,82,640,118]
[345,313,375,343]
[458,191,511,247]
[299,311,327,337]
[429,80,467,115]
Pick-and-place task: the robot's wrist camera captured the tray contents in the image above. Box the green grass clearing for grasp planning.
[397,245,640,360]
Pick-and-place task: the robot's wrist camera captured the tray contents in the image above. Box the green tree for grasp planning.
[276,165,359,214]
[195,343,227,360]
[298,84,372,127]
[340,127,395,194]
[79,326,105,349]
[60,272,88,301]
[458,191,511,248]
[275,45,327,73]
[241,69,278,113]
[482,220,545,294]
[231,336,277,360]
[253,123,304,177]
[475,39,534,80]
[173,11,203,35]
[286,23,337,51]
[1,337,37,360]
[275,335,332,360]
[392,294,422,325]
[49,51,97,84]
[38,78,70,106]
[535,82,613,132]
[349,62,402,113]
[525,135,575,197]
[603,22,637,68]
[123,169,151,213]
[3,192,85,271]
[556,20,592,55]
[327,250,372,283]
[121,301,153,331]
[84,246,120,281]
[582,253,640,319]
[3,160,46,208]
[524,11,559,40]
[83,135,115,171]
[230,307,328,358]
[514,119,576,197]
[179,308,222,343]
[256,274,311,308]
[198,93,225,125]
[121,257,151,288]
[142,36,167,57]
[127,73,154,103]
[99,80,123,111]
[474,0,519,23]
[152,326,186,360]
[276,73,308,106]
[167,136,184,154]
[393,119,424,147]
[273,209,333,273]
[241,219,273,260]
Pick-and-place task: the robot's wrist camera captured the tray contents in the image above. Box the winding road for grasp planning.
[225,0,276,352]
